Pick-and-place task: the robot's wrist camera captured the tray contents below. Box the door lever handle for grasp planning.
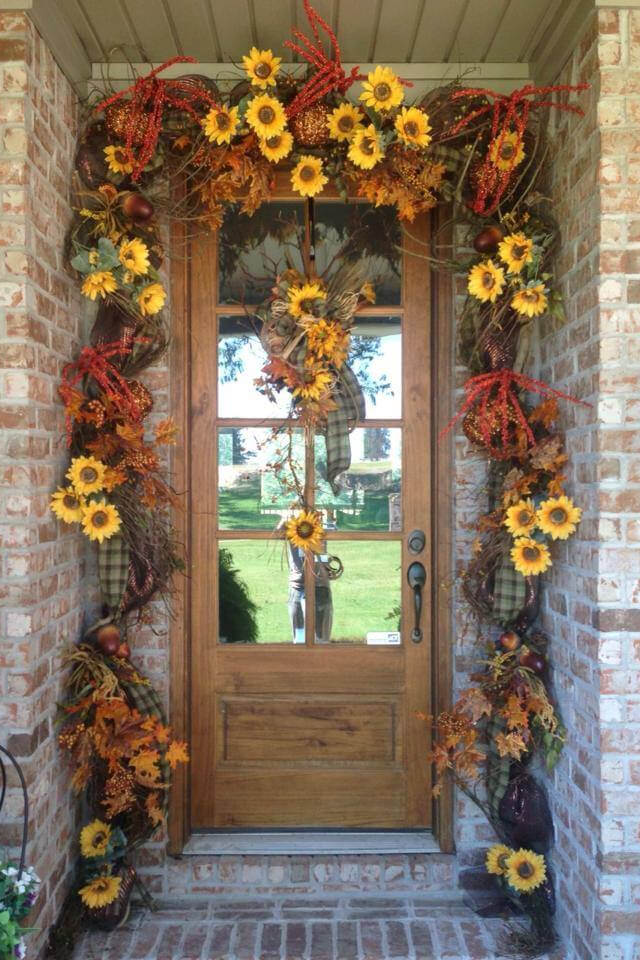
[407,561,427,643]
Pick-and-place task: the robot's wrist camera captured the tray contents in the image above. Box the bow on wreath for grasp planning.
[448,82,589,215]
[61,341,142,445]
[95,56,219,181]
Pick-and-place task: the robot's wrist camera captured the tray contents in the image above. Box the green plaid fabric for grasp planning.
[119,675,171,816]
[325,365,366,492]
[493,555,527,626]
[485,715,511,821]
[98,534,130,613]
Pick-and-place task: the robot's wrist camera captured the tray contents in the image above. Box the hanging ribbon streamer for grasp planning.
[60,341,142,444]
[439,368,589,457]
[95,57,219,181]
[446,82,589,215]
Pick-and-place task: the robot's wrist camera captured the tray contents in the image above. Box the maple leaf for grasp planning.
[116,421,144,444]
[166,740,190,769]
[129,749,162,785]
[501,694,530,731]
[145,791,165,827]
[547,474,566,497]
[495,731,528,760]
[155,418,178,445]
[528,396,558,428]
[458,687,493,723]
[103,465,128,492]
[529,436,567,472]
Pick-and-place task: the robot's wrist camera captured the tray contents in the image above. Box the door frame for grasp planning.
[167,198,455,854]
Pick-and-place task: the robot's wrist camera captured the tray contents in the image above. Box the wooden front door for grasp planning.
[189,182,432,828]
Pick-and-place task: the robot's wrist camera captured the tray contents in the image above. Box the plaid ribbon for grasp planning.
[485,714,511,822]
[325,365,365,492]
[98,534,130,613]
[118,674,171,822]
[493,554,526,625]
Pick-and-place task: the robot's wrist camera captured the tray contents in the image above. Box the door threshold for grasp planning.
[183,831,441,855]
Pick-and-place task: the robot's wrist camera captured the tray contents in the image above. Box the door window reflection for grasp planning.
[218,540,295,644]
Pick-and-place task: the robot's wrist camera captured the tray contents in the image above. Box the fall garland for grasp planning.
[49,0,588,948]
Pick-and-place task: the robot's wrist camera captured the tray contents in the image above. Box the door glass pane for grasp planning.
[313,540,402,645]
[219,427,305,530]
[218,316,292,418]
[218,540,297,644]
[218,201,305,304]
[313,203,402,305]
[349,317,401,419]
[315,428,401,532]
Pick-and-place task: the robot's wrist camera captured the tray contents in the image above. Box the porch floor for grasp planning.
[70,896,564,959]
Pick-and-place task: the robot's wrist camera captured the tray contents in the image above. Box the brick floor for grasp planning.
[71,896,566,959]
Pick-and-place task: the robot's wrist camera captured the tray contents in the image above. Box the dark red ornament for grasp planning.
[96,623,121,656]
[122,192,154,223]
[473,224,504,255]
[499,630,521,652]
[519,648,546,675]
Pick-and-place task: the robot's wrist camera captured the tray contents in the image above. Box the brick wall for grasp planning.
[0,11,90,955]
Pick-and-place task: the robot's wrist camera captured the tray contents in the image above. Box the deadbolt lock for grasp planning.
[408,529,425,554]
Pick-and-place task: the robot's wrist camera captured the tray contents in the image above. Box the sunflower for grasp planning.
[137,282,166,316]
[360,65,404,112]
[287,281,327,318]
[118,237,149,277]
[505,849,546,894]
[292,367,333,402]
[498,232,534,273]
[79,874,122,909]
[488,130,525,171]
[81,499,122,544]
[536,495,582,540]
[511,283,548,318]
[104,145,133,175]
[80,820,111,858]
[467,260,506,304]
[305,318,341,360]
[258,130,293,163]
[202,105,239,145]
[67,456,106,496]
[347,124,384,170]
[245,93,287,139]
[395,106,432,148]
[504,499,537,537]
[290,155,328,198]
[50,486,85,524]
[242,47,281,88]
[81,270,117,301]
[327,103,364,141]
[485,844,513,877]
[285,509,325,553]
[510,537,552,577]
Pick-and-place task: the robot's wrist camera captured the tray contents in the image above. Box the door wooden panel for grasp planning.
[189,178,431,829]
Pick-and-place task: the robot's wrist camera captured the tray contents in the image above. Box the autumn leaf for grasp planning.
[528,396,558,429]
[501,694,530,731]
[145,791,165,827]
[155,418,178,445]
[166,740,190,768]
[116,421,144,444]
[458,687,493,723]
[495,731,528,760]
[129,749,162,785]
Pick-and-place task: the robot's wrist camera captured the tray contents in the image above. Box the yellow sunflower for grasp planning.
[488,130,525,171]
[327,103,364,141]
[395,106,432,148]
[202,105,239,145]
[504,499,537,537]
[292,367,333,402]
[66,456,106,496]
[288,281,327,318]
[285,509,325,553]
[467,260,506,304]
[88,249,99,266]
[498,232,534,274]
[258,130,293,163]
[505,849,546,894]
[104,145,133,175]
[242,47,281,88]
[245,93,287,139]
[485,844,513,877]
[80,820,111,858]
[360,65,404,112]
[118,238,149,277]
[536,496,582,540]
[510,537,552,577]
[81,270,117,301]
[137,282,166,316]
[79,874,122,909]
[81,499,122,544]
[511,283,548,318]
[50,486,85,524]
[291,155,328,198]
[347,124,384,170]
[305,318,341,360]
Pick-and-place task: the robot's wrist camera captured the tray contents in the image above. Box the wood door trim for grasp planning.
[168,207,454,854]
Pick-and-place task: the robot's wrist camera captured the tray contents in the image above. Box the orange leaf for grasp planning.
[155,418,178,445]
[166,740,190,769]
[495,731,528,760]
[129,750,162,785]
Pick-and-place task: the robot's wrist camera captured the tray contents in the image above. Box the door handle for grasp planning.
[407,561,427,644]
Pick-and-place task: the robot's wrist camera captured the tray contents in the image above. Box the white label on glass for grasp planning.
[366,632,401,645]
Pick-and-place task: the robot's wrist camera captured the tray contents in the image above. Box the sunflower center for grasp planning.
[80,467,97,483]
[373,82,391,101]
[266,135,281,148]
[92,510,107,528]
[522,290,539,302]
[93,832,106,847]
[482,272,496,290]
[498,854,509,871]
[550,508,567,524]
[114,148,128,165]
[512,244,527,260]
[63,494,79,509]
[517,861,534,878]
[297,521,314,538]
[404,121,418,137]
[95,878,109,891]
[299,165,316,182]
[361,137,376,156]
[258,105,276,124]
[523,546,539,561]
[500,142,516,160]
[338,115,354,132]
[254,61,272,79]
[216,112,230,130]
[518,510,532,526]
